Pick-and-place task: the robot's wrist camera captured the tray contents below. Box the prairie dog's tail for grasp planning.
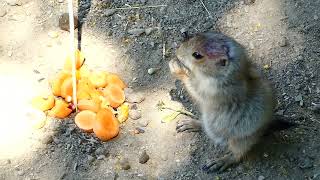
[264,115,297,135]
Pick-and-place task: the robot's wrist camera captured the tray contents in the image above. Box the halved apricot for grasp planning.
[117,103,129,123]
[78,99,100,113]
[31,95,55,111]
[103,84,125,108]
[50,71,71,96]
[89,71,108,88]
[63,49,85,71]
[48,99,72,118]
[75,110,96,132]
[60,77,73,102]
[93,108,119,141]
[106,73,126,89]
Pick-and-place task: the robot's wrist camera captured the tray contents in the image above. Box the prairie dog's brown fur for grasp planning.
[169,32,276,172]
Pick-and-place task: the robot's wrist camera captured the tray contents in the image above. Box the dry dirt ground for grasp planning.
[1,0,320,179]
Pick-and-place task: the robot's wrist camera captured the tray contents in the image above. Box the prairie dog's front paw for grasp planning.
[169,59,188,80]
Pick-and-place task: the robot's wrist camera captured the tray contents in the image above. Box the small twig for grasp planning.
[114,5,167,10]
[199,0,213,19]
[157,101,196,118]
[162,106,196,118]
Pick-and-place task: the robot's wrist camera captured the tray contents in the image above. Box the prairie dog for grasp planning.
[169,32,276,172]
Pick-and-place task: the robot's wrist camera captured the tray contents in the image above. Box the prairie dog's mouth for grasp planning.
[176,58,191,76]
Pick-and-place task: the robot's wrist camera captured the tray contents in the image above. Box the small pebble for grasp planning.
[97,155,105,160]
[310,103,320,112]
[95,147,107,156]
[0,8,7,17]
[295,94,303,102]
[128,28,145,36]
[104,9,116,16]
[244,0,255,5]
[42,135,53,144]
[150,41,155,48]
[6,0,21,6]
[160,154,168,161]
[48,31,59,38]
[180,28,187,34]
[119,159,130,170]
[126,93,145,103]
[147,67,159,75]
[58,13,78,31]
[145,27,156,35]
[279,37,288,47]
[129,103,138,110]
[87,155,95,164]
[129,110,142,120]
[134,127,145,134]
[139,150,150,164]
[17,170,24,176]
[314,15,319,20]
[8,50,12,57]
[73,163,77,171]
[138,119,149,127]
[258,175,265,180]
[57,0,64,3]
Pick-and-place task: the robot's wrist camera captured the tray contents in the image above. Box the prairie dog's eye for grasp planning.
[192,52,204,59]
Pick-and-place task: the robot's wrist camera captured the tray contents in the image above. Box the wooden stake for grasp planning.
[67,0,77,111]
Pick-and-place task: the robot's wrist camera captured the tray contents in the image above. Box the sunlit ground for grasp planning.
[0,64,45,160]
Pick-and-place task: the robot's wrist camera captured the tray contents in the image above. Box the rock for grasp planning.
[139,150,150,164]
[295,94,303,106]
[129,103,138,110]
[126,93,145,103]
[299,158,313,169]
[97,155,105,160]
[244,0,255,5]
[295,94,303,102]
[120,159,130,170]
[87,155,95,164]
[310,103,320,112]
[53,137,60,144]
[6,159,11,165]
[314,15,319,20]
[138,119,149,127]
[0,8,7,17]
[58,13,79,32]
[180,28,187,34]
[150,41,155,48]
[145,27,156,35]
[48,31,59,38]
[6,0,21,6]
[258,175,265,180]
[7,50,12,57]
[42,135,53,144]
[160,154,168,161]
[17,170,24,176]
[275,110,284,116]
[104,9,116,16]
[73,163,78,171]
[147,67,159,75]
[134,127,145,134]
[128,28,145,36]
[279,37,288,47]
[95,147,107,156]
[129,110,142,120]
[57,0,64,3]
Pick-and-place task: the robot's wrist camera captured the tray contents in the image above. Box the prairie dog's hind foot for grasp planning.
[202,152,238,173]
[176,118,202,133]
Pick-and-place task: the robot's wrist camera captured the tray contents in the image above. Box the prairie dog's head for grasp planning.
[176,32,247,79]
